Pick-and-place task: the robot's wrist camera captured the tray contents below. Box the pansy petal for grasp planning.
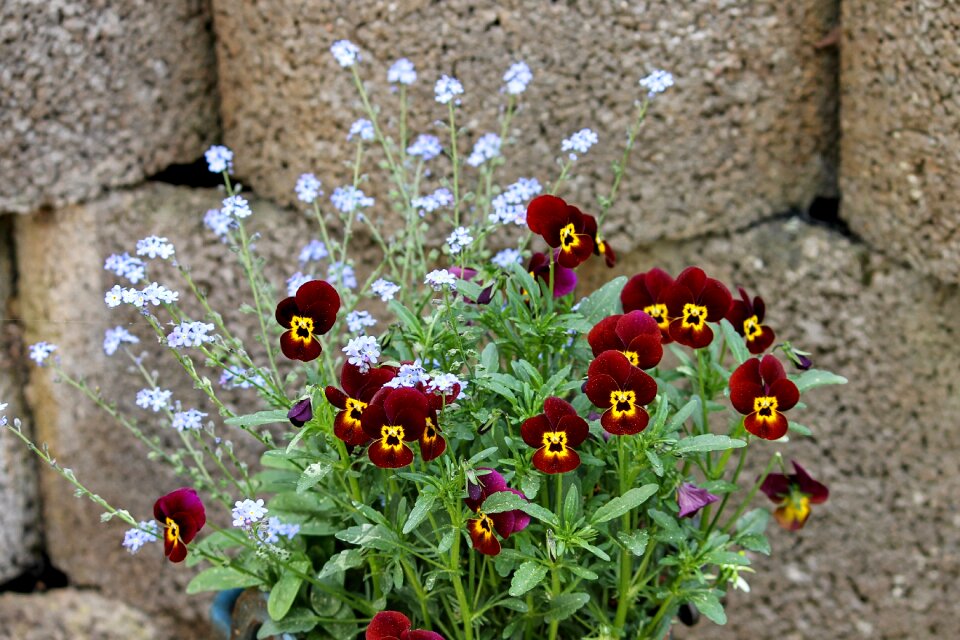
[625,334,664,370]
[583,373,620,409]
[770,378,800,412]
[726,299,750,332]
[280,330,322,362]
[468,517,502,556]
[759,472,792,501]
[624,368,658,406]
[366,611,411,640]
[747,324,776,354]
[588,350,634,384]
[360,403,388,440]
[406,632,446,640]
[616,310,661,344]
[674,266,707,296]
[661,283,694,318]
[552,263,578,297]
[335,411,370,446]
[588,316,623,356]
[729,358,763,414]
[744,411,788,440]
[700,278,733,320]
[295,279,341,335]
[543,396,576,426]
[325,386,349,410]
[475,468,508,495]
[669,320,713,349]
[489,511,517,539]
[621,274,654,312]
[773,504,809,531]
[527,195,567,245]
[384,387,429,420]
[557,414,590,447]
[520,414,551,448]
[601,406,649,435]
[275,297,299,327]
[759,354,787,385]
[368,440,414,468]
[419,428,446,462]
[533,446,581,474]
[792,462,830,504]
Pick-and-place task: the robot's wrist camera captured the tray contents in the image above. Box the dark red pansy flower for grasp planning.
[661,267,732,349]
[366,610,445,640]
[419,410,446,462]
[153,488,206,563]
[520,397,590,474]
[325,363,398,446]
[582,213,616,268]
[587,311,664,370]
[287,397,313,428]
[677,482,719,518]
[527,252,577,297]
[621,268,674,343]
[584,351,658,435]
[361,387,429,468]
[760,461,829,531]
[275,280,340,361]
[726,287,775,354]
[729,355,800,440]
[464,468,531,556]
[526,195,595,268]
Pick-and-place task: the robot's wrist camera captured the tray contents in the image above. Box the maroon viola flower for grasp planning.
[326,363,397,446]
[760,461,829,531]
[361,387,429,468]
[464,468,530,556]
[582,213,616,267]
[527,252,577,297]
[287,397,313,428]
[587,310,664,370]
[153,488,206,563]
[584,351,658,435]
[729,355,800,440]
[275,280,340,361]
[419,410,446,462]
[621,268,674,343]
[661,267,732,349]
[366,610,444,640]
[677,482,719,518]
[520,397,590,474]
[526,195,595,268]
[726,287,775,354]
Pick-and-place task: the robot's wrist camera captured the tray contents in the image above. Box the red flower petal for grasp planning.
[468,516,502,555]
[489,511,517,539]
[700,278,733,321]
[769,378,800,412]
[661,283,694,318]
[543,396,577,426]
[792,462,829,504]
[557,414,589,448]
[747,325,776,354]
[624,334,664,370]
[526,194,567,242]
[532,446,581,474]
[280,330,323,362]
[556,235,594,268]
[729,358,762,414]
[588,350,634,385]
[275,296,299,327]
[759,472,791,501]
[624,368,658,406]
[674,266,707,295]
[759,354,787,385]
[295,280,341,335]
[405,631,446,640]
[366,611,411,640]
[360,403,388,440]
[419,420,446,462]
[601,406,649,435]
[334,410,370,446]
[584,372,620,409]
[368,440,414,468]
[744,411,788,440]
[669,320,714,349]
[587,316,621,356]
[324,386,349,410]
[520,414,551,448]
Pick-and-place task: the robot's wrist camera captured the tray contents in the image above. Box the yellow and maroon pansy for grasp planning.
[526,195,595,269]
[464,468,531,556]
[726,287,776,354]
[621,268,675,343]
[760,461,829,531]
[360,387,429,468]
[587,310,664,370]
[729,354,800,440]
[275,279,340,362]
[520,397,590,474]
[365,610,445,640]
[153,487,206,563]
[527,252,578,298]
[584,351,658,435]
[418,410,446,462]
[661,267,732,349]
[325,363,397,446]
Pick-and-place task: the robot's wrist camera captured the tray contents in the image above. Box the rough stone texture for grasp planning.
[0,216,41,583]
[840,2,960,285]
[0,588,162,640]
[213,0,839,249]
[579,218,960,638]
[0,0,220,214]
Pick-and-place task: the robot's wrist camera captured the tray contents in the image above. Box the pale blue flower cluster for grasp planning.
[29,342,57,365]
[167,321,215,348]
[122,521,159,554]
[503,61,533,95]
[425,269,457,291]
[298,239,328,263]
[219,367,265,390]
[105,283,179,309]
[330,186,374,214]
[561,128,598,161]
[492,248,523,269]
[295,173,323,204]
[343,335,380,372]
[427,372,464,395]
[0,402,8,428]
[172,409,208,432]
[388,58,417,85]
[435,75,464,105]
[221,195,252,219]
[103,326,139,356]
[371,278,401,302]
[286,272,313,297]
[639,69,674,96]
[327,261,357,289]
[489,177,543,225]
[136,236,175,260]
[384,360,427,388]
[466,133,501,168]
[204,145,233,174]
[104,253,146,284]
[330,40,360,68]
[204,208,235,239]
[346,310,376,334]
[232,498,268,529]
[407,134,443,161]
[136,388,172,412]
[446,226,474,254]
[411,188,453,217]
[348,119,375,142]
[258,517,300,544]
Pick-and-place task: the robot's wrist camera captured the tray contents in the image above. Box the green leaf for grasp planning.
[617,530,649,556]
[788,421,813,437]
[674,434,746,455]
[737,533,771,555]
[735,508,770,537]
[480,342,499,372]
[186,566,262,594]
[438,529,456,554]
[645,449,664,477]
[591,484,658,524]
[403,490,436,534]
[545,592,591,623]
[296,461,333,494]
[481,492,558,526]
[666,398,699,433]
[577,276,627,324]
[563,483,580,524]
[267,560,309,620]
[649,509,685,545]
[791,369,848,393]
[648,395,670,436]
[703,550,750,566]
[256,609,319,638]
[719,319,750,365]
[388,300,422,336]
[689,591,727,625]
[456,278,484,303]
[508,561,549,597]
[225,410,289,428]
[496,598,529,612]
[335,524,397,551]
[467,447,500,466]
[573,539,610,561]
[317,549,363,580]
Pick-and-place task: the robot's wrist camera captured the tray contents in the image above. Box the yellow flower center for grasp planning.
[621,350,640,367]
[559,223,580,251]
[597,240,607,254]
[289,315,315,344]
[609,390,637,418]
[380,425,405,451]
[753,396,779,421]
[681,303,708,331]
[423,417,439,443]
[165,517,180,545]
[344,398,367,427]
[644,303,670,330]
[472,511,496,539]
[541,430,569,455]
[743,315,762,341]
[779,495,811,525]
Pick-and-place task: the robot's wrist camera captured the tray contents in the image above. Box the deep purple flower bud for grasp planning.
[795,354,813,370]
[287,397,313,428]
[677,482,719,518]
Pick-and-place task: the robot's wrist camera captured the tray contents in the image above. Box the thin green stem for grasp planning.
[721,452,782,534]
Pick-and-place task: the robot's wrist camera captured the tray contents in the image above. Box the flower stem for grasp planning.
[721,452,782,534]
[613,438,634,632]
[547,473,564,640]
